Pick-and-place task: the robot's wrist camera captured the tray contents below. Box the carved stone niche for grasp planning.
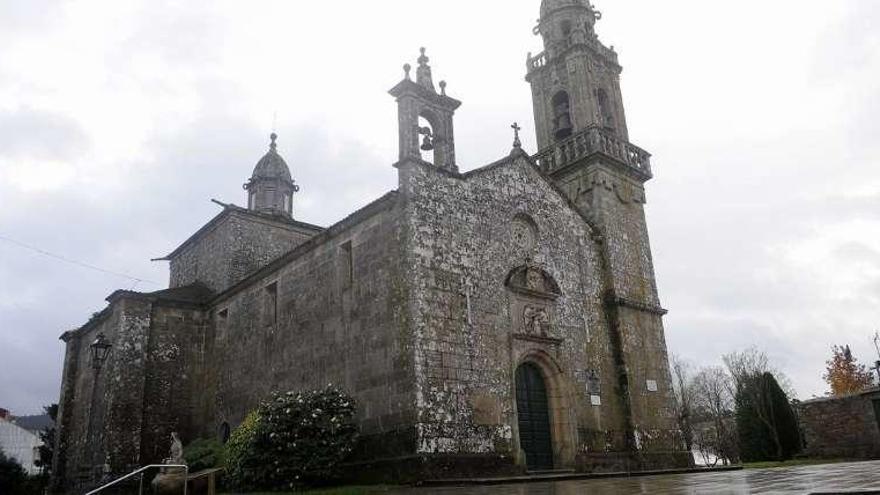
[506,264,562,345]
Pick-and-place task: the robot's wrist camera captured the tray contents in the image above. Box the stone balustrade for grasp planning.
[532,126,652,179]
[527,40,618,75]
[527,51,547,72]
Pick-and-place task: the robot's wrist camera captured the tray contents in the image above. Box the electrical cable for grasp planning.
[0,233,160,286]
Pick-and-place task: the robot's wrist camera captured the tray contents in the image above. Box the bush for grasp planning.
[0,450,27,495]
[184,438,226,472]
[225,386,358,490]
[225,410,264,490]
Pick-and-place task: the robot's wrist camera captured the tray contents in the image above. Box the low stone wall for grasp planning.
[797,388,880,459]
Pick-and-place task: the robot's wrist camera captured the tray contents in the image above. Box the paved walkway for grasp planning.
[393,461,880,494]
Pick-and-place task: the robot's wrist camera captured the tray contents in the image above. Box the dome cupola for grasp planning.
[243,133,300,218]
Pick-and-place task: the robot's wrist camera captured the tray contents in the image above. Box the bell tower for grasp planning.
[527,0,628,150]
[526,0,689,466]
[389,48,461,172]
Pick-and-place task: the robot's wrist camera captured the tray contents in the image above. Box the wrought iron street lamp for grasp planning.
[89,333,112,370]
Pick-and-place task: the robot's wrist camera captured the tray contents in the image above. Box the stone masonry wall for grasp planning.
[398,155,631,470]
[139,304,211,464]
[209,196,416,459]
[55,297,152,490]
[554,158,682,457]
[799,390,880,459]
[169,210,318,293]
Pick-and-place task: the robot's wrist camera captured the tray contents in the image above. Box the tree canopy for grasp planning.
[823,345,874,396]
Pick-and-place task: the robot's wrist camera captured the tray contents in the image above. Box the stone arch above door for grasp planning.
[512,349,576,470]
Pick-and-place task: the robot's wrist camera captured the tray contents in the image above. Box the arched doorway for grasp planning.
[516,362,554,470]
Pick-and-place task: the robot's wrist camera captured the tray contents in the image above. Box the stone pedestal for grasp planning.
[151,467,186,495]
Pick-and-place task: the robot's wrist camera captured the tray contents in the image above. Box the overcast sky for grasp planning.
[1,0,879,414]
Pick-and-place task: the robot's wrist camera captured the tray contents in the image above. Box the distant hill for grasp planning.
[12,414,53,433]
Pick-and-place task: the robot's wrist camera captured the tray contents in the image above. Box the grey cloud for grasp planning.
[831,241,880,265]
[0,107,90,160]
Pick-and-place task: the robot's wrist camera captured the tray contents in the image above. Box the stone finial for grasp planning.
[270,132,278,152]
[403,63,412,81]
[416,47,435,92]
[439,80,447,96]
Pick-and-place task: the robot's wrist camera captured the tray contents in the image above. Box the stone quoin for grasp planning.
[51,0,691,490]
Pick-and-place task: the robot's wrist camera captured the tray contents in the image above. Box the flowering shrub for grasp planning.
[224,410,264,489]
[225,386,358,490]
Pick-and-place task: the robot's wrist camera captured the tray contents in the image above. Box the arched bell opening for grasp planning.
[596,88,615,133]
[513,351,576,471]
[551,91,573,141]
[417,114,436,165]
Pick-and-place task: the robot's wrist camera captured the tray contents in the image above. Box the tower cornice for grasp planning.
[526,40,620,80]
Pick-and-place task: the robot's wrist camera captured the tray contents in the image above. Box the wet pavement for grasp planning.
[393,461,880,495]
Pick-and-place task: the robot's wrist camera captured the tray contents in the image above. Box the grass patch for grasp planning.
[221,486,398,495]
[743,458,850,470]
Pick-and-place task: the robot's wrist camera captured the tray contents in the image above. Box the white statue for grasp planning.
[168,432,184,465]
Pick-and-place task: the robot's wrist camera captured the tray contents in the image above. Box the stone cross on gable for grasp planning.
[511,122,522,149]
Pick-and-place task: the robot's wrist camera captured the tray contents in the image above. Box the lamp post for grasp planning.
[87,333,112,480]
[874,332,880,386]
[90,333,112,370]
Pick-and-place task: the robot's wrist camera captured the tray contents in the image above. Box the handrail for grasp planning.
[84,464,188,495]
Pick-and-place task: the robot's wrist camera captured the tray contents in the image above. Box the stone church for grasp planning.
[52,0,690,489]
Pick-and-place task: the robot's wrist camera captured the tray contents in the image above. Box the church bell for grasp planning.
[419,126,435,151]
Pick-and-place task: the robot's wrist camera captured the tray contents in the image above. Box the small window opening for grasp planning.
[218,308,229,320]
[596,88,615,132]
[264,282,278,325]
[339,241,353,290]
[552,91,573,140]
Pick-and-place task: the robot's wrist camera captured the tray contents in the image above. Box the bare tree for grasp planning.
[724,346,796,398]
[691,366,738,465]
[723,346,797,461]
[670,355,696,453]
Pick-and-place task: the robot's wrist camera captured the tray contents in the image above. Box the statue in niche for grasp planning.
[523,306,551,336]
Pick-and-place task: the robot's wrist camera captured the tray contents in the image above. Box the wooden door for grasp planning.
[516,363,553,470]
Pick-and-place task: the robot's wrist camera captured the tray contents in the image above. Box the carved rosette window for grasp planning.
[511,214,539,255]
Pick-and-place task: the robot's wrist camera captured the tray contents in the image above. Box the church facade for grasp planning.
[52,0,690,489]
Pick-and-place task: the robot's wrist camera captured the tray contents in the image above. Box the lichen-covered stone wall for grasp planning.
[55,297,152,490]
[53,297,210,492]
[169,210,318,293]
[208,195,416,457]
[139,305,211,464]
[553,158,683,457]
[799,390,880,459]
[397,154,634,469]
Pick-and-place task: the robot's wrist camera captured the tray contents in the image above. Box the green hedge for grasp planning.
[184,438,226,472]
